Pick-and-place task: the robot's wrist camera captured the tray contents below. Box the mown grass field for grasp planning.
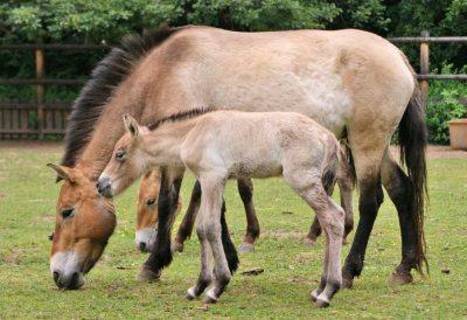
[0,142,466,319]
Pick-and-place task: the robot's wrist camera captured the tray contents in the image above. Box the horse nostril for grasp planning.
[139,242,147,252]
[53,271,60,283]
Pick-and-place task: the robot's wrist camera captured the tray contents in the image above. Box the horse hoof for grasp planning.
[186,287,197,300]
[304,238,317,247]
[239,242,255,253]
[171,241,184,253]
[137,266,160,282]
[314,296,330,308]
[203,289,218,304]
[341,276,353,289]
[389,271,413,285]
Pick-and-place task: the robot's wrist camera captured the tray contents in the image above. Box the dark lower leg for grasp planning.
[220,200,239,273]
[143,174,183,275]
[383,164,418,279]
[237,178,260,245]
[306,217,322,242]
[174,181,201,249]
[342,180,383,286]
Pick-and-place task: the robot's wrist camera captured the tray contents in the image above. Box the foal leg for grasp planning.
[237,178,260,253]
[284,169,344,307]
[305,179,353,246]
[381,151,419,285]
[139,167,184,281]
[173,181,202,253]
[196,177,233,304]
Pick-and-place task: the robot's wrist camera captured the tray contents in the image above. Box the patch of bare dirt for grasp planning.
[390,145,467,160]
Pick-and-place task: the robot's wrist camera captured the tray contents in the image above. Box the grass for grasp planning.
[0,142,466,319]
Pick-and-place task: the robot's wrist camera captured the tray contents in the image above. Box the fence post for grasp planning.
[35,46,45,139]
[419,30,430,108]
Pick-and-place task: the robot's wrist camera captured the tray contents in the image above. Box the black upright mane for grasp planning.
[61,25,182,166]
[147,108,214,131]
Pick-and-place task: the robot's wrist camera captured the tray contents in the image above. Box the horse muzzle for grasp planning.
[53,270,84,290]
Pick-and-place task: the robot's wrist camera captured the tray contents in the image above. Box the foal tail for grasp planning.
[220,200,239,274]
[322,137,355,196]
[398,82,429,274]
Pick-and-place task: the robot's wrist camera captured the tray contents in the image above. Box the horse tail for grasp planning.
[398,81,429,274]
[220,200,239,274]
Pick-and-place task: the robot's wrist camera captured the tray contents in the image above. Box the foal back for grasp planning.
[181,111,338,179]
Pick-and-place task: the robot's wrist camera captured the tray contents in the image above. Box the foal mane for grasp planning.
[61,25,183,167]
[147,108,215,131]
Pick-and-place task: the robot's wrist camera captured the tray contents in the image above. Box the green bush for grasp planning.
[426,66,467,144]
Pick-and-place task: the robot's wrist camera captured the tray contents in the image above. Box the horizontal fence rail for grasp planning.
[0,32,466,139]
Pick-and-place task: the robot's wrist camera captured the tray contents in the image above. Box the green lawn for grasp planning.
[0,143,466,319]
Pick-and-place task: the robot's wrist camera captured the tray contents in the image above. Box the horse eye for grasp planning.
[61,208,74,219]
[146,198,156,206]
[115,150,126,161]
[48,233,54,241]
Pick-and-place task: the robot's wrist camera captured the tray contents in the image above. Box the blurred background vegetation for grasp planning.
[0,0,465,144]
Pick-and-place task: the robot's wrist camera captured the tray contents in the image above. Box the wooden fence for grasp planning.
[0,31,466,139]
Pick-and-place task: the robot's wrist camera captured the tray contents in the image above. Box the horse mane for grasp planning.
[147,107,215,131]
[61,25,183,167]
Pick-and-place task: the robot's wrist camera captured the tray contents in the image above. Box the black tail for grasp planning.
[220,200,239,274]
[398,84,429,274]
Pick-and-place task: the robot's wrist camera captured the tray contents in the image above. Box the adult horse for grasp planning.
[47,25,427,290]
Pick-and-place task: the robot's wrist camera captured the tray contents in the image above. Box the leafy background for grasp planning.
[0,0,466,144]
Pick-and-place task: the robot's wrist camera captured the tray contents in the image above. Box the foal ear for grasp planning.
[47,163,75,183]
[123,114,140,137]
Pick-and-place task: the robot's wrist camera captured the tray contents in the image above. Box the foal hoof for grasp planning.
[239,242,255,253]
[314,296,330,308]
[310,289,321,302]
[137,266,160,282]
[171,241,184,253]
[203,289,219,304]
[186,287,198,300]
[304,238,317,247]
[389,270,413,285]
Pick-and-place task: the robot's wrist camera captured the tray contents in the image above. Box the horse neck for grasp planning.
[142,119,198,167]
[75,94,140,180]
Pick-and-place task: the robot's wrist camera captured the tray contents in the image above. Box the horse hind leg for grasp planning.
[237,178,260,253]
[341,147,385,289]
[382,151,418,285]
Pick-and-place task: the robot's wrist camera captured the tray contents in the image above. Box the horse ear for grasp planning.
[123,114,140,137]
[47,163,75,183]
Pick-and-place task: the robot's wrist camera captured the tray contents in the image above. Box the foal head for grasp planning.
[135,170,161,252]
[47,164,116,290]
[97,115,149,198]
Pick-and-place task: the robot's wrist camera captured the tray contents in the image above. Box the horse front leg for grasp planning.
[173,181,202,253]
[237,178,260,253]
[139,166,185,281]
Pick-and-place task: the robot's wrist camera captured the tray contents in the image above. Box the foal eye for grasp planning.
[61,208,75,219]
[48,233,54,241]
[146,198,156,206]
[115,150,126,161]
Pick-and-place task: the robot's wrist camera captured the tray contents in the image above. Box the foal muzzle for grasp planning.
[96,177,113,198]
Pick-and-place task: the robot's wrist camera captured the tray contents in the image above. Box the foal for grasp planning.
[98,110,347,307]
